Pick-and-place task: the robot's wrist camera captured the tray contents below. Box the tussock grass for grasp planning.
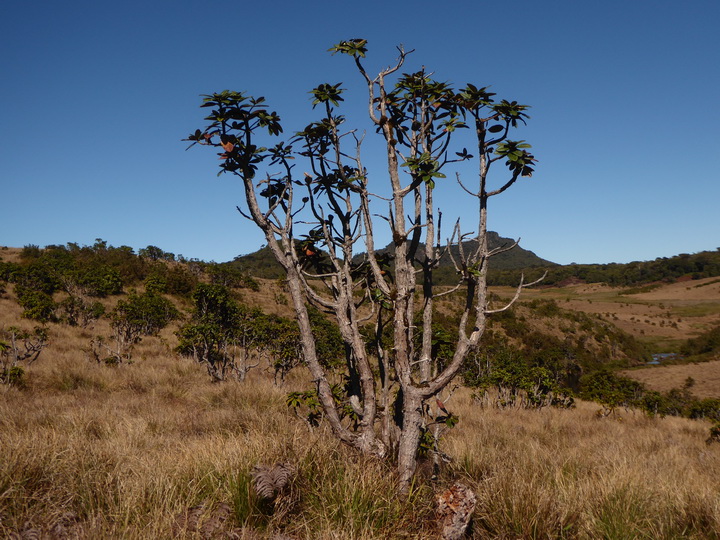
[2,304,720,537]
[445,397,720,538]
[0,343,436,539]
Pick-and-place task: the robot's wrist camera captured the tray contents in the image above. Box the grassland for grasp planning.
[505,277,720,396]
[2,246,720,538]
[620,360,720,399]
[3,351,720,538]
[508,277,720,351]
[2,303,720,538]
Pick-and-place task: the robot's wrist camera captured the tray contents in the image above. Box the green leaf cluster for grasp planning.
[401,152,445,188]
[185,90,283,178]
[579,370,645,409]
[310,83,344,108]
[495,140,535,177]
[328,39,368,58]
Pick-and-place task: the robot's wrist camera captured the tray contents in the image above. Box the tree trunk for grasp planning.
[397,390,424,494]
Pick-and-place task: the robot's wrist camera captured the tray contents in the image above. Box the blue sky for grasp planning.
[2,1,718,265]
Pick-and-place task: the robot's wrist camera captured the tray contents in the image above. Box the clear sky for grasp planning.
[2,1,718,265]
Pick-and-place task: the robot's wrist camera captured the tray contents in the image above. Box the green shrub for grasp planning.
[93,291,179,364]
[687,399,720,422]
[15,286,57,322]
[71,264,123,297]
[176,284,257,381]
[465,347,574,409]
[58,296,105,327]
[20,244,42,259]
[579,370,645,412]
[681,324,720,358]
[112,291,180,338]
[165,266,198,296]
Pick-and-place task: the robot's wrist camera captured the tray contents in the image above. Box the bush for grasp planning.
[681,324,720,358]
[112,291,180,338]
[92,291,179,364]
[579,370,645,412]
[465,347,574,409]
[75,264,123,296]
[638,391,668,417]
[687,399,720,422]
[176,284,257,381]
[58,296,105,327]
[165,266,198,296]
[15,286,57,322]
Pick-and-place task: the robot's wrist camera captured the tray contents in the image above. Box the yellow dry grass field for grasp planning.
[507,276,720,346]
[2,289,720,538]
[621,360,720,399]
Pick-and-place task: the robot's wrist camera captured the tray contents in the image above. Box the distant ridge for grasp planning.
[230,231,555,281]
[370,231,555,271]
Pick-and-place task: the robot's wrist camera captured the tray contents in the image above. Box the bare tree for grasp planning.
[0,326,48,384]
[186,39,541,492]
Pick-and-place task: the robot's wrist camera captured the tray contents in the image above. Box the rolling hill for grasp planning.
[229,231,555,281]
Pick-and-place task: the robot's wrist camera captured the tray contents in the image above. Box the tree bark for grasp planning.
[396,389,424,493]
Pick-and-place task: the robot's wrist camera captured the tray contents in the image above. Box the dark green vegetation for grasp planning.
[579,368,720,423]
[234,242,720,290]
[231,231,554,283]
[681,324,720,361]
[493,249,720,287]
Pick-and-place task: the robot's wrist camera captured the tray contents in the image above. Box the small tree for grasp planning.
[187,39,541,492]
[0,326,48,385]
[176,283,264,381]
[91,291,178,364]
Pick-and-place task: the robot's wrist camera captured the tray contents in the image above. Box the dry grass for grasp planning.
[0,311,436,539]
[0,359,430,538]
[621,360,720,399]
[445,395,720,538]
[3,330,720,538]
[0,246,23,264]
[2,270,720,538]
[511,277,720,346]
